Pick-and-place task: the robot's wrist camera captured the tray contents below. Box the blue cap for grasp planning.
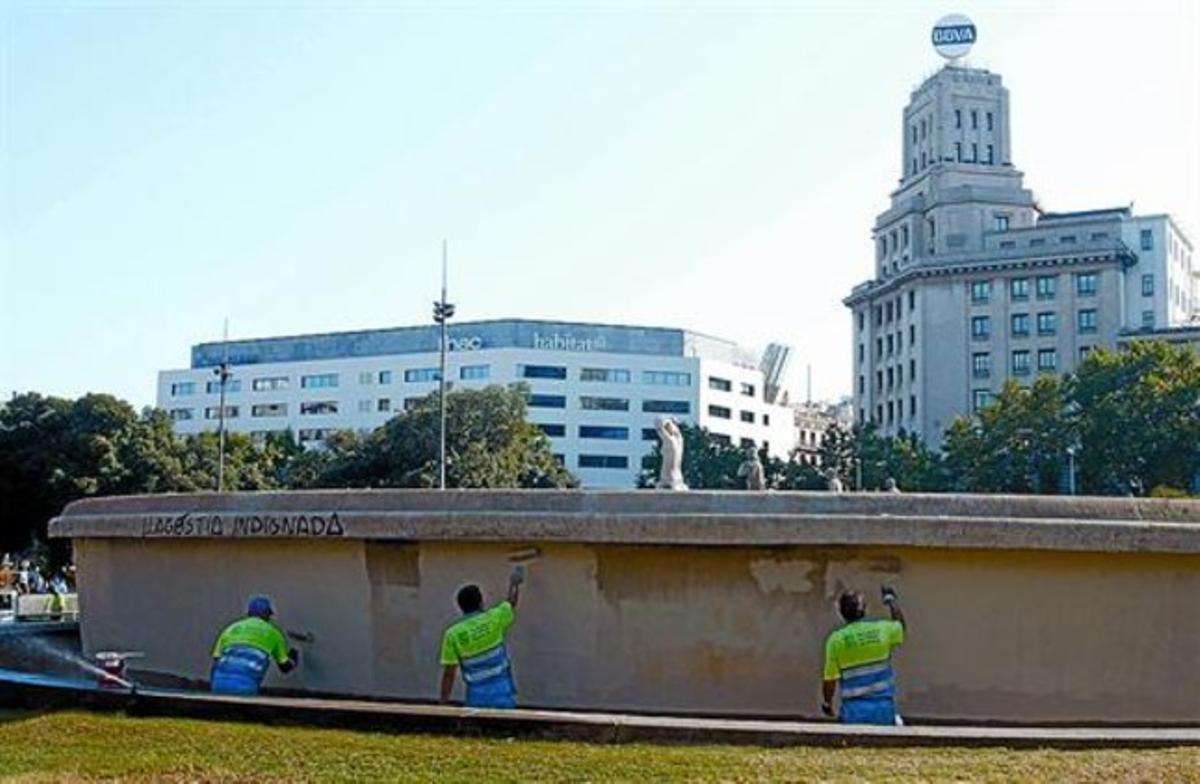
[247,595,274,618]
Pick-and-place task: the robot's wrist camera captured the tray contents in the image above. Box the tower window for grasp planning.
[955,109,962,129]
[987,111,994,131]
[972,143,979,162]
[987,145,994,165]
[971,109,978,129]
[955,142,962,162]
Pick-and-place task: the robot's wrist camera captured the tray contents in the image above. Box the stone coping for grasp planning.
[47,490,1200,555]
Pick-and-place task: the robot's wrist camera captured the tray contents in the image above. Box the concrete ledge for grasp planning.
[3,671,1200,749]
[49,490,1200,555]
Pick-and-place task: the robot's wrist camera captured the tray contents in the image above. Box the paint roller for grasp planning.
[507,548,541,585]
[506,547,542,565]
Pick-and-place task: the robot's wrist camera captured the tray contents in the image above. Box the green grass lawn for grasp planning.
[0,710,1198,783]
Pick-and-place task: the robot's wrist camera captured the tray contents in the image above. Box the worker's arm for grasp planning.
[887,600,906,629]
[882,586,906,630]
[272,627,299,673]
[821,679,837,717]
[278,648,299,674]
[821,633,840,718]
[507,565,525,607]
[439,665,457,704]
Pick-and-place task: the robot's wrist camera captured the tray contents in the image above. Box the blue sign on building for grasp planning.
[191,320,687,368]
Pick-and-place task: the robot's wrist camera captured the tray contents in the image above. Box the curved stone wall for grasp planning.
[50,491,1200,723]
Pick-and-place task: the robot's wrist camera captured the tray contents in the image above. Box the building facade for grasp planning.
[158,319,796,488]
[845,65,1196,443]
[791,399,854,466]
[1120,324,1200,354]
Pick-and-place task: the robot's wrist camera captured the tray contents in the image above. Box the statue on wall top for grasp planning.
[737,447,767,491]
[825,469,844,493]
[655,417,687,490]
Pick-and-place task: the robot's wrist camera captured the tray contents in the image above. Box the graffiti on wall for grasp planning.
[140,512,345,538]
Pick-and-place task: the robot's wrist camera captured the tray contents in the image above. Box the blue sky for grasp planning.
[2,0,1197,408]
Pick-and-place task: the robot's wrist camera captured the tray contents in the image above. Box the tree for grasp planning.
[765,452,827,491]
[306,385,578,489]
[818,422,857,489]
[1071,342,1200,495]
[0,392,295,559]
[872,430,947,492]
[942,376,1074,494]
[819,422,946,492]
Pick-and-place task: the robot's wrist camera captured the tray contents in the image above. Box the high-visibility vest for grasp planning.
[460,642,513,691]
[839,659,896,701]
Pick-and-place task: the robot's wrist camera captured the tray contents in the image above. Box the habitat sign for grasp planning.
[141,512,346,538]
[932,14,976,60]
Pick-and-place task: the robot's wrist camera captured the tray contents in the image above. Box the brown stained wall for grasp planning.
[76,536,1200,723]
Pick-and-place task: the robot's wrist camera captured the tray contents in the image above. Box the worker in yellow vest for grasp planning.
[210,595,299,695]
[821,586,907,724]
[439,566,524,708]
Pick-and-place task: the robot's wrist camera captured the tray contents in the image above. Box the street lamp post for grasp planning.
[214,318,232,492]
[1066,445,1077,496]
[431,241,455,490]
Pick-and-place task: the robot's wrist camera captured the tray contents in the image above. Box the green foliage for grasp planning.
[1071,343,1200,495]
[0,393,293,559]
[942,376,1074,494]
[4,711,1200,782]
[817,422,857,488]
[764,452,827,491]
[940,341,1200,496]
[301,385,577,490]
[818,422,946,492]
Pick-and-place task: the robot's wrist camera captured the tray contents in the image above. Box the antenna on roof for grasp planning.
[215,318,232,492]
[432,240,456,490]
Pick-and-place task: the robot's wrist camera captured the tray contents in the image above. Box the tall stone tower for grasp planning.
[845,51,1189,448]
[873,66,1037,281]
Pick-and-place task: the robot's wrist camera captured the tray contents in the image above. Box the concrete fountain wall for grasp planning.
[49,490,1200,724]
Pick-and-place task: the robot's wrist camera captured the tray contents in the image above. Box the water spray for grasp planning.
[94,651,142,691]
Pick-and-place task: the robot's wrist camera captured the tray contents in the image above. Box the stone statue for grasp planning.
[655,417,687,490]
[825,469,844,493]
[884,477,901,493]
[737,447,766,491]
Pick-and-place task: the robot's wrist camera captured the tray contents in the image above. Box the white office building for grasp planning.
[158,319,797,488]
